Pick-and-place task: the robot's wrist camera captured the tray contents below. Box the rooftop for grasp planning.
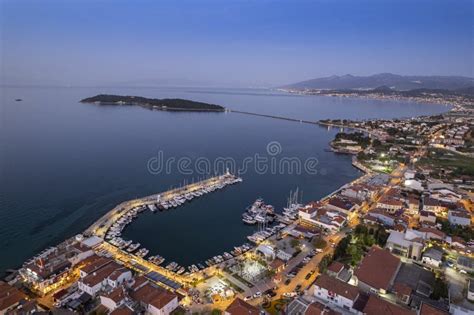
[225,297,260,315]
[130,283,177,310]
[419,302,449,315]
[314,274,360,301]
[363,295,415,315]
[0,281,26,312]
[327,261,344,274]
[354,246,400,291]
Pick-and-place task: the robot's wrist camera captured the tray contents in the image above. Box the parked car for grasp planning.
[253,291,262,298]
[244,296,252,301]
[282,292,297,298]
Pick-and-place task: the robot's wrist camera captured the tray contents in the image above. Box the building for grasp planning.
[366,208,397,227]
[256,244,275,260]
[392,282,412,305]
[0,282,26,315]
[110,305,135,315]
[429,189,462,204]
[298,206,346,231]
[354,246,401,294]
[340,184,374,201]
[423,198,447,215]
[419,211,436,225]
[130,282,179,315]
[100,286,127,312]
[313,274,360,312]
[326,262,344,278]
[448,210,471,226]
[79,256,113,278]
[421,248,443,268]
[362,295,415,315]
[78,261,132,296]
[418,227,446,241]
[19,238,97,295]
[269,258,286,273]
[224,298,260,315]
[377,196,404,213]
[407,197,420,214]
[468,280,474,302]
[286,299,339,315]
[418,302,449,315]
[326,196,359,216]
[385,230,424,260]
[456,256,474,273]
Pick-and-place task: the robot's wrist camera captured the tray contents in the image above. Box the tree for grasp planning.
[355,224,368,235]
[431,278,448,300]
[312,237,327,249]
[334,235,351,260]
[290,238,300,248]
[318,254,333,273]
[347,244,363,266]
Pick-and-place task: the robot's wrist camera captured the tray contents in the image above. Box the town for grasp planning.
[1,106,473,315]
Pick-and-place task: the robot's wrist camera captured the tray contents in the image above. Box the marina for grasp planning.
[87,172,245,277]
[85,177,307,286]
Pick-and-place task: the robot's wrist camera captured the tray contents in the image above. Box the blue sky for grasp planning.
[1,0,473,87]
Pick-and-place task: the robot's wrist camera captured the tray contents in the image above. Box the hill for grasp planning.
[282,73,474,91]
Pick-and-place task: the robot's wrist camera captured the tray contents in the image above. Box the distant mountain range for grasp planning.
[282,73,474,91]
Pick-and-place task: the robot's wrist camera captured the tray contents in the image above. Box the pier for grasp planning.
[229,110,319,125]
[85,173,241,237]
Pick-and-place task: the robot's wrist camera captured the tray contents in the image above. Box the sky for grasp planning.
[1,0,473,87]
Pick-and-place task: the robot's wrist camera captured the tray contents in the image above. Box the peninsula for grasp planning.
[80,94,225,112]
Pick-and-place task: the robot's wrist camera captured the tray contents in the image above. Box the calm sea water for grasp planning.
[0,86,450,272]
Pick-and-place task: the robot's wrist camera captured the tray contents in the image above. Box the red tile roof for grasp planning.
[0,281,25,312]
[131,283,177,310]
[80,256,113,275]
[419,303,449,315]
[269,258,285,270]
[314,274,360,301]
[363,295,415,315]
[225,297,260,315]
[392,282,412,297]
[110,305,135,315]
[82,261,121,287]
[305,302,324,315]
[418,227,446,239]
[327,261,344,274]
[101,286,126,303]
[354,246,400,291]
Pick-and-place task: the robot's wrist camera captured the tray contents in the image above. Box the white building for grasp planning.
[313,274,360,313]
[385,230,424,260]
[422,248,443,268]
[131,282,179,315]
[448,210,471,227]
[99,286,127,312]
[78,263,132,296]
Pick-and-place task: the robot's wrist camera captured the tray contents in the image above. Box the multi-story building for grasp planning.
[354,246,401,294]
[385,230,424,260]
[448,210,471,226]
[313,274,360,313]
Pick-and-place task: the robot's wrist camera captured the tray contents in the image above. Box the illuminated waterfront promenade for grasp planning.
[85,173,240,238]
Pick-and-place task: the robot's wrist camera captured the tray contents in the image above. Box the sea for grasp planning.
[0,86,450,273]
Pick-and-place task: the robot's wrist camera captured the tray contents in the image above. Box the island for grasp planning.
[80,94,225,112]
